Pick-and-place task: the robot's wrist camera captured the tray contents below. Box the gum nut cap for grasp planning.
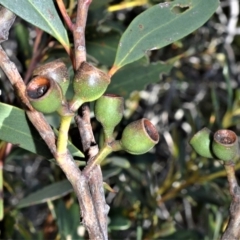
[189,127,214,158]
[212,129,238,161]
[33,59,69,94]
[73,61,110,102]
[94,93,124,128]
[120,118,159,155]
[26,76,63,114]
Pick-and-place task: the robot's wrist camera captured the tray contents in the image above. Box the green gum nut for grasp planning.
[212,129,238,161]
[120,118,159,155]
[189,127,214,158]
[94,93,124,140]
[26,76,64,114]
[33,59,69,95]
[71,62,110,111]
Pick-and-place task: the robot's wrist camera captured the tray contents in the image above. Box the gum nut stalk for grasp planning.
[33,59,69,95]
[26,76,63,114]
[212,129,238,161]
[73,61,110,103]
[120,118,159,155]
[94,94,124,133]
[189,127,214,158]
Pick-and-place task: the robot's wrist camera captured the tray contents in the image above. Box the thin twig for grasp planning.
[56,0,74,32]
[59,152,105,240]
[75,104,96,153]
[75,104,109,240]
[221,161,240,240]
[224,161,238,197]
[24,29,44,83]
[73,0,92,70]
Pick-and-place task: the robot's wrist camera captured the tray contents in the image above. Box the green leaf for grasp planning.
[103,182,115,193]
[108,58,173,98]
[14,23,32,60]
[56,200,83,239]
[89,0,111,10]
[0,0,69,48]
[112,0,219,71]
[104,156,131,169]
[0,103,84,160]
[109,216,131,231]
[110,157,131,168]
[102,167,121,180]
[161,230,202,240]
[87,0,110,26]
[17,180,72,208]
[86,31,120,66]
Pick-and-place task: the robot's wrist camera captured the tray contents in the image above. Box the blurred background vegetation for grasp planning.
[1,0,240,239]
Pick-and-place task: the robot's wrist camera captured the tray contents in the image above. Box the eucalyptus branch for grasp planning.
[0,44,57,152]
[0,24,104,240]
[75,104,96,153]
[221,161,240,240]
[0,45,33,111]
[58,152,105,240]
[73,0,92,70]
[75,104,109,240]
